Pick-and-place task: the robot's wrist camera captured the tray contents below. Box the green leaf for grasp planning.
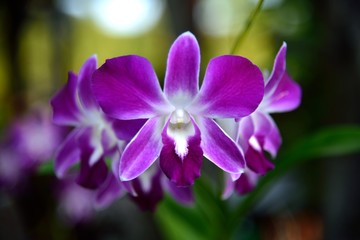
[276,125,360,172]
[155,166,234,239]
[155,196,210,240]
[229,125,360,232]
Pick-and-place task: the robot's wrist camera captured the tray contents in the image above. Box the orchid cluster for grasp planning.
[50,32,301,213]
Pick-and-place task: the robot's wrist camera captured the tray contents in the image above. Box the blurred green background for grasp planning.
[0,0,360,239]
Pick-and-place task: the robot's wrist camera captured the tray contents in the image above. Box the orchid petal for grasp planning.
[237,116,255,151]
[51,72,81,125]
[252,112,272,137]
[197,117,245,174]
[129,168,163,211]
[92,56,172,120]
[95,173,124,208]
[265,72,302,113]
[265,42,287,93]
[54,129,82,178]
[245,144,274,174]
[263,114,282,157]
[76,128,108,189]
[252,112,281,157]
[78,55,99,110]
[164,32,200,106]
[112,118,147,142]
[119,117,164,181]
[191,55,264,118]
[234,170,259,195]
[76,157,108,189]
[77,125,104,166]
[222,174,235,199]
[160,118,203,186]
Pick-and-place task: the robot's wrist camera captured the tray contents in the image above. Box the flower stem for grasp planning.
[230,0,265,54]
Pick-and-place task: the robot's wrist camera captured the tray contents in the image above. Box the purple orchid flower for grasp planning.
[92,32,264,187]
[9,107,66,168]
[56,170,126,224]
[57,178,96,223]
[51,55,144,189]
[0,107,65,188]
[220,43,302,198]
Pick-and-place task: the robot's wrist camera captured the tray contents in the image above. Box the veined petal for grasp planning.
[119,117,164,181]
[54,129,82,178]
[265,42,287,93]
[51,72,81,125]
[92,56,172,120]
[160,118,203,186]
[197,117,245,174]
[164,32,200,107]
[78,55,99,110]
[264,72,302,113]
[190,55,264,118]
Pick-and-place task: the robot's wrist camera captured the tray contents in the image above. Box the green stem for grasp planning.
[230,0,265,54]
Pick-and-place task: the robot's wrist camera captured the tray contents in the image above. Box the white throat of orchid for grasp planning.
[249,136,262,152]
[167,109,195,160]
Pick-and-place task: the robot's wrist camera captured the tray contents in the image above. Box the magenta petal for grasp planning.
[76,128,108,189]
[234,170,259,195]
[198,117,245,174]
[252,112,272,137]
[92,56,171,120]
[55,129,82,178]
[130,170,164,211]
[112,118,147,142]
[264,121,282,157]
[164,32,200,105]
[76,157,108,190]
[265,42,287,93]
[78,55,99,110]
[191,55,264,118]
[237,116,255,150]
[222,174,235,199]
[255,113,282,157]
[119,117,164,181]
[250,112,282,157]
[160,119,203,187]
[265,72,302,113]
[51,72,81,125]
[245,145,274,174]
[95,173,124,208]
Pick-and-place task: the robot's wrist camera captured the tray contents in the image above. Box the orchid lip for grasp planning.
[167,110,195,160]
[170,109,191,126]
